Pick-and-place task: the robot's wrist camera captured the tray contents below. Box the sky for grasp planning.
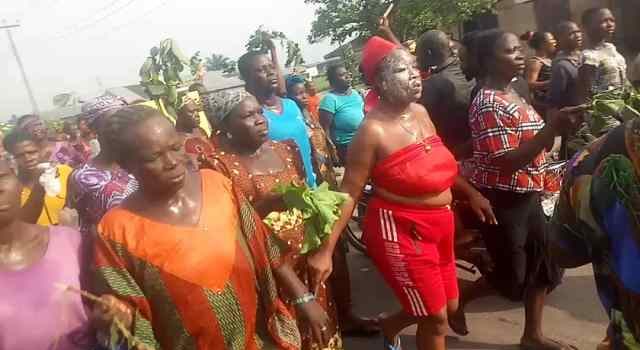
[0,0,337,119]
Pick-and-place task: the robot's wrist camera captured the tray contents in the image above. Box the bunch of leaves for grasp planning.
[246,26,306,68]
[275,182,348,254]
[139,38,191,115]
[246,26,287,52]
[588,88,640,134]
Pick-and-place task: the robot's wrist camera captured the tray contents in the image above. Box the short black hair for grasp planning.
[582,7,608,28]
[102,105,160,166]
[555,21,577,37]
[475,29,508,76]
[326,64,346,85]
[527,32,549,50]
[237,51,265,81]
[3,129,35,154]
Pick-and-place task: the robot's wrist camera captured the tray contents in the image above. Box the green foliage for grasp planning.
[305,0,498,44]
[205,53,237,73]
[340,44,361,83]
[139,38,191,113]
[588,88,640,134]
[313,75,330,92]
[246,26,287,52]
[285,41,306,68]
[275,182,348,254]
[246,26,306,68]
[190,51,203,76]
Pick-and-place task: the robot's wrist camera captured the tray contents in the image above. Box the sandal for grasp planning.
[383,336,402,350]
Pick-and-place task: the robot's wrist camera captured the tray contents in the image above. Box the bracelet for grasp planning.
[291,293,316,306]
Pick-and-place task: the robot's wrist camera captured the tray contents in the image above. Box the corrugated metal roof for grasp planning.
[203,71,245,92]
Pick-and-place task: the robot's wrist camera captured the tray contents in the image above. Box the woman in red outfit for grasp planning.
[307,36,497,350]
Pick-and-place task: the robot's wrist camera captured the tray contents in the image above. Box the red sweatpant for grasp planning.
[363,197,459,317]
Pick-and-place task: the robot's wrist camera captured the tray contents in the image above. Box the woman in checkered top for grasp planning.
[459,29,584,350]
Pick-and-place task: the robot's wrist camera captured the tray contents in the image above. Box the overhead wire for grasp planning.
[47,0,125,38]
[51,0,137,40]
[79,0,170,41]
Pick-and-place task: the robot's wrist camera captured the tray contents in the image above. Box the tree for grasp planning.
[205,54,231,71]
[245,26,306,68]
[305,0,498,44]
[285,41,306,68]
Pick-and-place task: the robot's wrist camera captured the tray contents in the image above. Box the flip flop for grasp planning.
[448,310,469,336]
[383,336,402,350]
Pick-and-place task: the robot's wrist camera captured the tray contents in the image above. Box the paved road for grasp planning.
[343,249,608,350]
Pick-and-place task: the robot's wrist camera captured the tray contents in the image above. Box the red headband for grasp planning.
[361,36,399,87]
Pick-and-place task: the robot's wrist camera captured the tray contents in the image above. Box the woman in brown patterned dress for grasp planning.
[202,90,343,350]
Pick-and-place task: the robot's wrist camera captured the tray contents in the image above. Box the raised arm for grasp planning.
[264,35,287,97]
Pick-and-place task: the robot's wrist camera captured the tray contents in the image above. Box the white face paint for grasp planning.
[378,49,423,105]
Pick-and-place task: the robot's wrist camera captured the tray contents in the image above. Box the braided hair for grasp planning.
[100,105,160,167]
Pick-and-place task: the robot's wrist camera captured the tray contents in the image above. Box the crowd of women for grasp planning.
[2,5,640,350]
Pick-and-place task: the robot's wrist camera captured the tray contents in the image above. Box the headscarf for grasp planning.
[203,90,252,124]
[360,36,398,112]
[360,36,399,91]
[81,95,127,128]
[285,75,306,96]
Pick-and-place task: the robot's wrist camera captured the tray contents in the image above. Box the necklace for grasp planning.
[399,113,419,140]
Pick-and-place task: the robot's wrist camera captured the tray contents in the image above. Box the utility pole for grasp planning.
[1,20,39,113]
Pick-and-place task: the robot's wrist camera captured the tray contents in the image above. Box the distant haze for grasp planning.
[0,0,336,119]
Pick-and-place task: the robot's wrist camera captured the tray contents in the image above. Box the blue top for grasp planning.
[319,90,365,146]
[264,98,317,187]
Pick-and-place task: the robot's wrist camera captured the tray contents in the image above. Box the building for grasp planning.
[489,0,639,57]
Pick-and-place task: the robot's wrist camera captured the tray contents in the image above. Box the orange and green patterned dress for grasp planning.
[95,170,301,350]
[206,139,343,350]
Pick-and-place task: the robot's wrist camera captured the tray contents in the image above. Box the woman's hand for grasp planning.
[307,247,333,295]
[547,105,587,134]
[468,192,498,225]
[263,32,276,51]
[296,300,331,347]
[378,16,392,34]
[92,295,133,331]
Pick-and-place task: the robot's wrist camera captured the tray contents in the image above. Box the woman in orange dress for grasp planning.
[201,91,343,349]
[93,105,332,350]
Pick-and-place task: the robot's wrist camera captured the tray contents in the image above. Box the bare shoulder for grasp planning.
[411,103,437,133]
[356,111,386,142]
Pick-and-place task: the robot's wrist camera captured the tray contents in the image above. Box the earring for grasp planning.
[226,132,233,139]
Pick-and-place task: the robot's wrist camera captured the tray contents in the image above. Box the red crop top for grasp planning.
[370,135,458,197]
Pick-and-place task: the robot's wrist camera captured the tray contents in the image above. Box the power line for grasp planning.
[52,0,137,40]
[47,0,126,38]
[80,0,170,41]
